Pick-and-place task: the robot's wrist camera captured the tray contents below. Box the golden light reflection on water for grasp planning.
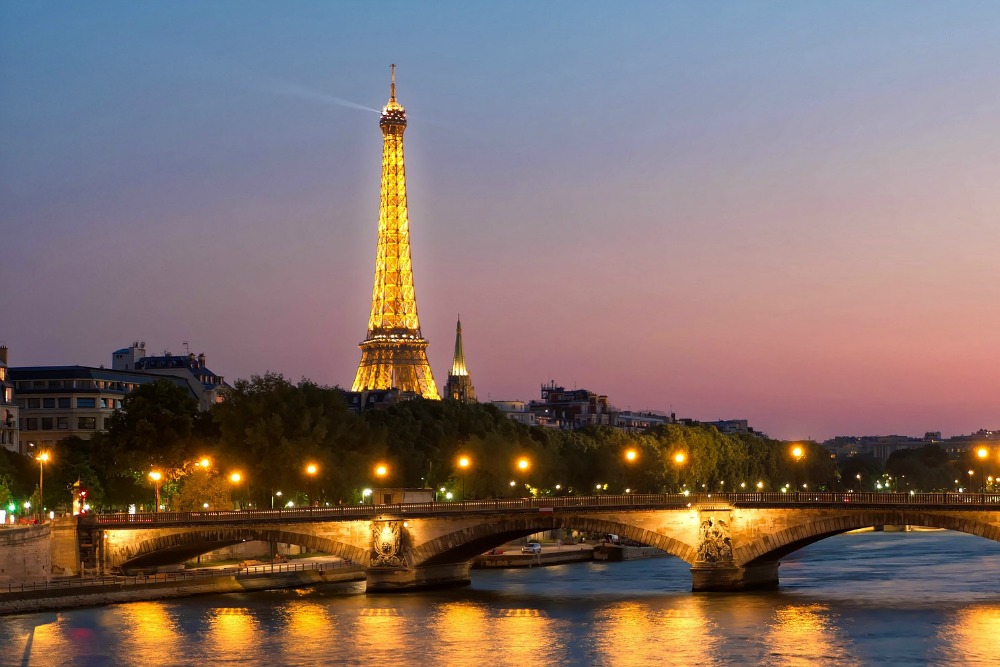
[204,607,261,661]
[934,606,1000,666]
[279,600,337,662]
[765,604,859,667]
[117,602,181,666]
[428,602,493,665]
[9,616,74,667]
[594,598,720,667]
[493,607,558,663]
[350,606,407,661]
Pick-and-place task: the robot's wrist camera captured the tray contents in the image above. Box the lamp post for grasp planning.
[305,463,319,507]
[791,445,804,495]
[374,464,388,505]
[515,457,530,496]
[968,470,974,493]
[624,448,638,493]
[457,456,471,500]
[272,490,282,509]
[37,452,50,522]
[148,470,162,512]
[976,447,988,493]
[672,452,686,492]
[230,471,243,510]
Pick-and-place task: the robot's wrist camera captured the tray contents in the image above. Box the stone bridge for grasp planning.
[74,492,1000,592]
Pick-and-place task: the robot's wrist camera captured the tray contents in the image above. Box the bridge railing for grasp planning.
[86,491,1000,526]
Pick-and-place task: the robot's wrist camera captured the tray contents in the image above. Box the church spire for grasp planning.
[445,315,476,403]
[451,315,468,376]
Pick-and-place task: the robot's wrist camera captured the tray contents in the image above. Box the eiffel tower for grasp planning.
[352,65,440,400]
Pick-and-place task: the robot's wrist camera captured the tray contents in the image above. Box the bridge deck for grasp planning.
[86,492,1000,528]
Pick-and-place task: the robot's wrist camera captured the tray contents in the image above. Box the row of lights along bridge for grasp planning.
[21,445,1000,517]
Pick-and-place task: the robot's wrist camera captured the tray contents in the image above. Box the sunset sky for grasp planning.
[2,1,998,440]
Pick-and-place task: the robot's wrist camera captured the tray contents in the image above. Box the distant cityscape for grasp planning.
[1,340,996,467]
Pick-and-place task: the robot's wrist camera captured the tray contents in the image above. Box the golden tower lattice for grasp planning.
[352,65,440,399]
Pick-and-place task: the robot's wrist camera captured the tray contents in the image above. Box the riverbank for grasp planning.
[0,563,364,616]
[473,544,594,568]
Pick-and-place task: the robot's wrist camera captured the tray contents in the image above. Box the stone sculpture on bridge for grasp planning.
[696,517,733,564]
[371,521,404,568]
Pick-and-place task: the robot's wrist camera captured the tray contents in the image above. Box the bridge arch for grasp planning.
[413,514,698,567]
[112,526,370,573]
[736,510,1000,567]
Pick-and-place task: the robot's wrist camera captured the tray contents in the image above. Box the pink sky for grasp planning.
[2,2,998,440]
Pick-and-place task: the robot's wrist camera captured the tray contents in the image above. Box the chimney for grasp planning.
[0,345,7,365]
[198,353,206,368]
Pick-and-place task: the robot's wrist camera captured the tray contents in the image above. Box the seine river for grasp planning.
[3,531,1000,666]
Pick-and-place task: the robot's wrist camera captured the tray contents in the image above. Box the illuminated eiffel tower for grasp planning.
[352,65,440,400]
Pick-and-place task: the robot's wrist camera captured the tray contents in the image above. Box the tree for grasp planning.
[174,471,233,511]
[104,379,201,472]
[213,373,368,506]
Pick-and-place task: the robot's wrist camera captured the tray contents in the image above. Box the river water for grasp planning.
[3,530,1000,666]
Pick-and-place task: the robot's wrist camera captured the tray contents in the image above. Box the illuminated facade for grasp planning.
[444,316,476,403]
[353,65,440,400]
[0,346,18,453]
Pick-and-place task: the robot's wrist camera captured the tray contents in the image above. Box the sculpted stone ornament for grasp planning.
[696,517,734,564]
[371,520,404,568]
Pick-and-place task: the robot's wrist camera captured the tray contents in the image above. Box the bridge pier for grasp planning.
[690,561,779,592]
[366,562,472,593]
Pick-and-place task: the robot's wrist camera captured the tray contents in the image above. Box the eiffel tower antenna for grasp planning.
[352,66,440,399]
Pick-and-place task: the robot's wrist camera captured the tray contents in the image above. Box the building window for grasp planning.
[26,418,38,430]
[43,398,55,408]
[41,418,53,430]
[77,398,96,409]
[57,417,68,429]
[78,417,96,430]
[58,397,70,408]
[27,398,40,409]
[103,418,110,430]
[32,380,45,389]
[48,380,62,389]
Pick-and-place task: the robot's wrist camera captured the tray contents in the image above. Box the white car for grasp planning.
[521,542,542,554]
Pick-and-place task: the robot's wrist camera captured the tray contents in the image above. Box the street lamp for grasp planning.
[197,457,211,470]
[516,457,530,472]
[976,447,988,493]
[305,463,319,506]
[457,455,471,500]
[968,469,974,492]
[672,452,686,492]
[148,470,162,512]
[36,451,50,523]
[230,471,243,510]
[624,448,638,493]
[272,490,282,509]
[791,445,805,492]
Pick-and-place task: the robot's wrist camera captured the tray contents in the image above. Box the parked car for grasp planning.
[521,542,542,554]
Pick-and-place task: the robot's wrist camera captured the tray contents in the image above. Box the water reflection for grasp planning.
[933,606,1000,667]
[493,606,562,664]
[279,600,337,664]
[350,605,407,663]
[764,604,859,667]
[7,613,72,667]
[428,602,492,664]
[595,597,719,667]
[117,602,182,666]
[204,607,261,662]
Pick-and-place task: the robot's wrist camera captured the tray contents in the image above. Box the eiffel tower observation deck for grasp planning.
[352,65,440,399]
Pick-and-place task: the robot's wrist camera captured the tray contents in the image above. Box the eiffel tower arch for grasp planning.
[352,65,440,400]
